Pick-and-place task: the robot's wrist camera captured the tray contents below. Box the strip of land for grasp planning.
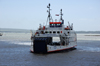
[85,35,100,36]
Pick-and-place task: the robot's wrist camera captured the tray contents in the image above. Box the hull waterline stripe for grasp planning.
[48,45,77,52]
[30,49,34,52]
[30,45,77,53]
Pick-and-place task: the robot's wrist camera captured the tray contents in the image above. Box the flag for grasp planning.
[55,14,59,16]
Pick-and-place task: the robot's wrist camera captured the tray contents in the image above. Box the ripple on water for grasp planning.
[77,46,100,52]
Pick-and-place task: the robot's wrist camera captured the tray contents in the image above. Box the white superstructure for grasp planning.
[30,3,77,53]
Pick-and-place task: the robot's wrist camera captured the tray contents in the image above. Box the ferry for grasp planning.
[30,3,77,53]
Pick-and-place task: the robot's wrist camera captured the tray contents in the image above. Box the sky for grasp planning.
[0,0,100,31]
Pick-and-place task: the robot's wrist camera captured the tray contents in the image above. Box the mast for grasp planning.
[48,3,50,22]
[60,9,63,21]
[46,3,53,25]
[59,9,64,25]
[60,9,62,21]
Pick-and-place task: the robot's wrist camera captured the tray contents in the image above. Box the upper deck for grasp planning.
[33,3,74,37]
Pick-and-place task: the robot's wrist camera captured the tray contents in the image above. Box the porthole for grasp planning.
[57,31,60,33]
[45,31,48,33]
[53,31,56,33]
[49,31,52,33]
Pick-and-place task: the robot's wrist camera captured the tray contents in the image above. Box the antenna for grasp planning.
[46,3,53,26]
[47,3,51,22]
[68,21,71,29]
[71,23,73,30]
[60,9,63,21]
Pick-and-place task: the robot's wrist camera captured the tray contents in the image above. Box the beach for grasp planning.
[0,32,100,66]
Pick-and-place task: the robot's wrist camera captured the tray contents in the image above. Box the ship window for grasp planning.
[50,24,62,27]
[53,24,55,26]
[45,31,48,33]
[57,24,60,26]
[51,24,54,26]
[41,31,44,34]
[49,31,52,33]
[68,32,70,34]
[50,24,54,27]
[56,24,62,27]
[53,31,56,33]
[57,31,60,33]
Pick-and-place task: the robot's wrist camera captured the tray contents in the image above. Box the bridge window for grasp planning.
[50,22,62,27]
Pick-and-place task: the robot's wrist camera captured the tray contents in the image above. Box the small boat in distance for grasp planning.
[30,3,77,53]
[0,33,3,36]
[0,28,3,36]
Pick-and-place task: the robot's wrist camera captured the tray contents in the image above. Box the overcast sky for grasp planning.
[0,0,100,31]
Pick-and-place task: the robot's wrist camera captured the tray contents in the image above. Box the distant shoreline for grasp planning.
[85,35,100,36]
[0,28,100,34]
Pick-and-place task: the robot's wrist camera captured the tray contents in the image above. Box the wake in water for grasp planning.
[11,41,31,45]
[77,46,100,52]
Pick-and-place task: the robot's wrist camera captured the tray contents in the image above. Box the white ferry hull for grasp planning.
[30,45,77,53]
[30,41,77,53]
